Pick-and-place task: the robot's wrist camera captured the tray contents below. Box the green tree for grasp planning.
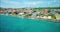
[51,15,56,19]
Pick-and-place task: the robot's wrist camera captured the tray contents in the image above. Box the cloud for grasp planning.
[1,0,20,5]
[56,4,60,7]
[53,0,57,2]
[0,0,21,8]
[53,0,60,3]
[24,1,43,5]
[1,0,60,8]
[1,0,21,8]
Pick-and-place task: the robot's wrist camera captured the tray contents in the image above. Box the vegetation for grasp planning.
[51,15,56,19]
[58,12,60,14]
[0,7,60,20]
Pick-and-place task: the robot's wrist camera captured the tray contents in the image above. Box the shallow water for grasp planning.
[0,15,60,32]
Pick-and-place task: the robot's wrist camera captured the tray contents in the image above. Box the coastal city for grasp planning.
[0,0,60,32]
[0,7,60,21]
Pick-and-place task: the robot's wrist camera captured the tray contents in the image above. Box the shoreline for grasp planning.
[0,14,60,22]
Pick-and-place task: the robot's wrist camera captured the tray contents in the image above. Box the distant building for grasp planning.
[55,13,60,20]
[0,10,4,14]
[50,9,56,15]
[44,9,48,14]
[42,9,48,15]
[28,9,33,14]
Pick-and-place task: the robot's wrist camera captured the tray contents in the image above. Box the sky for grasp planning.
[0,0,60,8]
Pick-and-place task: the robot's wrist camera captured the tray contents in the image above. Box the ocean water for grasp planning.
[0,15,60,32]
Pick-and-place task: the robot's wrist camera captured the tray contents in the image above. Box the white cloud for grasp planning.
[48,2,51,5]
[1,0,60,8]
[56,4,60,7]
[24,1,43,5]
[1,0,21,8]
[1,0,20,5]
[53,0,57,2]
[53,0,60,2]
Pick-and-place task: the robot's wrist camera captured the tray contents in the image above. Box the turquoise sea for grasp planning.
[0,15,60,32]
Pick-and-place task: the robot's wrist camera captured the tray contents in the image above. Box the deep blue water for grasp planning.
[0,15,60,32]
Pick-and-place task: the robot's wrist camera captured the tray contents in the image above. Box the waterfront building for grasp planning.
[43,9,48,15]
[55,13,60,20]
[0,10,4,14]
[28,9,33,14]
[50,9,56,15]
[32,11,38,17]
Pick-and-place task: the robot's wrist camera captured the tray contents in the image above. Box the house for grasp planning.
[0,10,4,14]
[50,9,56,15]
[55,13,60,20]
